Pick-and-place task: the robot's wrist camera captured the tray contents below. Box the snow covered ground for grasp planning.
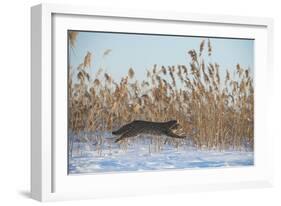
[68,133,254,174]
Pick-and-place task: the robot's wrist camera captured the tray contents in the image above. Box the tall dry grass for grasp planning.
[68,34,254,152]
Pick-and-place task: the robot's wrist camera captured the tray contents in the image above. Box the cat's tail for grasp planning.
[112,123,132,135]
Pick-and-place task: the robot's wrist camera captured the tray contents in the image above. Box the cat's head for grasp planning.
[166,120,178,127]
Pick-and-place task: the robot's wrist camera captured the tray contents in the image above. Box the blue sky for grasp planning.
[69,31,254,83]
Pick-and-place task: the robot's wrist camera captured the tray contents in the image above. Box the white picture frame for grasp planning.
[31,3,274,202]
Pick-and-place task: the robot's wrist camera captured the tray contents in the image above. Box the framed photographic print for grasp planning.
[31,3,274,201]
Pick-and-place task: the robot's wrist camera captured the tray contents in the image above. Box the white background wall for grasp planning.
[0,0,280,205]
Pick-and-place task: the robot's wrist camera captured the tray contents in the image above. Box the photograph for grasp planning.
[67,30,254,174]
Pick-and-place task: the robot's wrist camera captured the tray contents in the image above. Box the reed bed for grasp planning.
[68,34,254,152]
